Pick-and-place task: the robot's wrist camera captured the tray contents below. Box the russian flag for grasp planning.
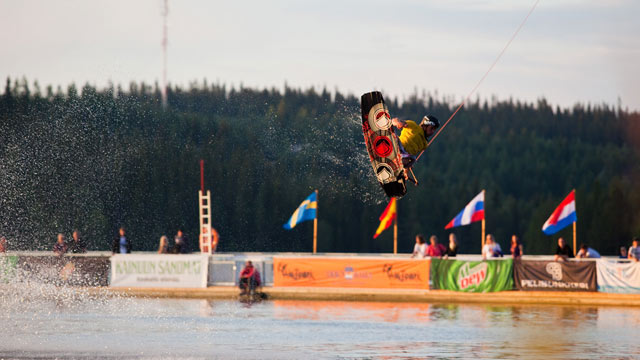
[542,190,577,235]
[444,191,485,229]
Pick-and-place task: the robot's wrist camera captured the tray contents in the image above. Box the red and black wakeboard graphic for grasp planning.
[361,91,406,198]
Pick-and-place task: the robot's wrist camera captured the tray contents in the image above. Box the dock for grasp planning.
[104,286,640,307]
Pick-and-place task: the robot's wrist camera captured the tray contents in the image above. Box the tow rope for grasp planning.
[416,0,541,161]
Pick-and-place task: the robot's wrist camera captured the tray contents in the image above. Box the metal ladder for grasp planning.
[199,190,212,254]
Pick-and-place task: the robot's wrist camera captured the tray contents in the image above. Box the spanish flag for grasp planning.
[283,192,318,230]
[373,198,397,238]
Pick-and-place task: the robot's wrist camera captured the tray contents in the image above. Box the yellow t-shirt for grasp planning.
[398,120,427,156]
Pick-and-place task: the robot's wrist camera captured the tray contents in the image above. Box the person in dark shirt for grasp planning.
[511,234,523,259]
[554,237,574,261]
[619,246,628,259]
[53,233,68,256]
[172,229,189,254]
[445,233,458,258]
[68,230,87,254]
[111,227,131,254]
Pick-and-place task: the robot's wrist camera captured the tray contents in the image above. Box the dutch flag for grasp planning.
[542,190,577,235]
[444,191,485,229]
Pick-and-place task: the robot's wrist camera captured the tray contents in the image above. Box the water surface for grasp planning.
[1,284,639,359]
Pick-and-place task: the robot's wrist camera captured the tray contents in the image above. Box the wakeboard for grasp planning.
[360,91,407,198]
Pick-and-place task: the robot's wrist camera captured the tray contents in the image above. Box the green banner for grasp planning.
[0,255,18,283]
[431,258,513,292]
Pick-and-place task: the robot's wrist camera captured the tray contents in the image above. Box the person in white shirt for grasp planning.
[482,234,503,259]
[411,234,427,259]
[628,238,640,262]
[576,244,601,259]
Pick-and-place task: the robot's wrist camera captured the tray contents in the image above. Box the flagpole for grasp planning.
[572,188,576,256]
[572,221,577,256]
[482,219,485,249]
[481,189,486,249]
[393,217,398,255]
[313,189,318,254]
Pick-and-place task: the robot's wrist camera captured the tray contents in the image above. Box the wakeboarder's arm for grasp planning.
[391,118,406,129]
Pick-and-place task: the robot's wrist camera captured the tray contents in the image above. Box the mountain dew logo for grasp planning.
[457,262,488,290]
[432,259,513,292]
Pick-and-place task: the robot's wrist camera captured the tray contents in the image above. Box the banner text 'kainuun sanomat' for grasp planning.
[110,254,208,288]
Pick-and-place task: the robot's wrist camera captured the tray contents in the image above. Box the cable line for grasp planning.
[416,0,541,161]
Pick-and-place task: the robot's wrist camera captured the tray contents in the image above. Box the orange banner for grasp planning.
[273,257,430,289]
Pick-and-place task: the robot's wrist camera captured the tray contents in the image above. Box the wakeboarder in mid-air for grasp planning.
[360,91,438,198]
[360,0,539,199]
[392,115,439,170]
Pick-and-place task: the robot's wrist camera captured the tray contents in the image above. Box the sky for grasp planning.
[1,0,639,110]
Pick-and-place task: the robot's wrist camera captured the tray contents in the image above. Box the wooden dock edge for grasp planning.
[99,286,640,307]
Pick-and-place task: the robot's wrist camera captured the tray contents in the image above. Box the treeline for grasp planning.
[0,77,639,255]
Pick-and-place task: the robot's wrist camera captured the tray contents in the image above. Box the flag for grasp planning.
[283,192,317,230]
[444,191,484,229]
[373,198,397,238]
[542,190,577,235]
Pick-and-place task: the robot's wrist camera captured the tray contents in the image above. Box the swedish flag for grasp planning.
[283,192,317,230]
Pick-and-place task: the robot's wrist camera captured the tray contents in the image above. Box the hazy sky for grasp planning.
[1,0,639,110]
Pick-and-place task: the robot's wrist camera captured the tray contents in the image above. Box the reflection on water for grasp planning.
[272,300,434,323]
[1,284,640,359]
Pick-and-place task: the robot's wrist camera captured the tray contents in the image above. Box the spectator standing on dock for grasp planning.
[554,237,574,262]
[576,244,600,259]
[173,229,188,254]
[211,227,220,253]
[426,235,447,258]
[158,235,169,254]
[482,234,503,259]
[111,227,131,254]
[53,233,68,256]
[68,230,87,254]
[0,236,7,253]
[445,233,458,258]
[411,234,427,258]
[628,238,640,262]
[619,246,628,259]
[510,235,523,259]
[239,261,261,295]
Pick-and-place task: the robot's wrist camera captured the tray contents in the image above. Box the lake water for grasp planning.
[1,283,639,359]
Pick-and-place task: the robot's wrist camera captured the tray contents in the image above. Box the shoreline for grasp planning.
[102,286,640,307]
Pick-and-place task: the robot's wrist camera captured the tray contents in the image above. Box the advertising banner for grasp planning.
[16,255,111,286]
[431,259,513,292]
[0,255,18,282]
[596,260,640,294]
[110,254,208,288]
[273,257,429,289]
[513,260,597,291]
